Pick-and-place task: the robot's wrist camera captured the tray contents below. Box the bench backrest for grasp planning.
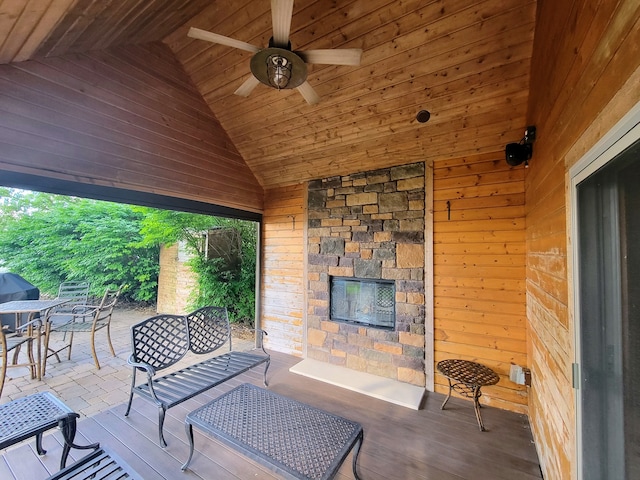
[186,306,231,354]
[130,314,188,370]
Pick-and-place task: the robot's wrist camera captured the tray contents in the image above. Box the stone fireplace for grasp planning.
[305,162,426,388]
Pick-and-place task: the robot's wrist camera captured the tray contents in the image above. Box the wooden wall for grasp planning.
[525,1,640,478]
[260,184,306,356]
[0,41,263,213]
[433,151,528,413]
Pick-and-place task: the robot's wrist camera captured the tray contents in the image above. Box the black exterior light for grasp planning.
[506,126,536,167]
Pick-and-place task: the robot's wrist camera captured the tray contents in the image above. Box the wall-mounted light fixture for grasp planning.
[505,126,536,167]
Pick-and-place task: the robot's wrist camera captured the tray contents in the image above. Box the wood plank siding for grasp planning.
[166,0,536,189]
[260,185,306,356]
[0,2,639,478]
[525,1,640,478]
[433,151,528,413]
[0,42,263,213]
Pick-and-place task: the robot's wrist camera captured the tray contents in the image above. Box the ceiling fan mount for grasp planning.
[188,0,362,104]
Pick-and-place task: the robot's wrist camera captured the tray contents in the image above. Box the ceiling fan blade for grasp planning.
[297,81,320,105]
[297,49,363,66]
[188,27,260,53]
[234,75,261,97]
[271,0,294,47]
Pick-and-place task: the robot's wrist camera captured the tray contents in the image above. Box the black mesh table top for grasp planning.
[0,391,98,469]
[182,383,364,479]
[437,359,500,387]
[0,391,72,448]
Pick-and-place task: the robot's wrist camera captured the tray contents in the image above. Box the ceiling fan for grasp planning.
[188,0,362,105]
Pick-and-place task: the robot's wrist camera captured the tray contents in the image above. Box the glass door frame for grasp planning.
[569,101,640,480]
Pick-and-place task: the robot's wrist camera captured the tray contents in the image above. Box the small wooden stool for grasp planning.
[437,359,500,431]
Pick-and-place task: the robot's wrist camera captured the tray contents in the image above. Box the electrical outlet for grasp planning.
[509,364,531,385]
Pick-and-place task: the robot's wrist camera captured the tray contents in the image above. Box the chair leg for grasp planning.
[90,328,101,369]
[25,337,36,379]
[67,331,74,361]
[106,323,115,357]
[0,350,7,398]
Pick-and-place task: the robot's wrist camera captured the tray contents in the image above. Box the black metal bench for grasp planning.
[45,446,142,480]
[124,306,270,447]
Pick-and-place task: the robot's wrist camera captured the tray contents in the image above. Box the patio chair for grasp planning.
[0,318,42,397]
[51,281,91,324]
[43,285,122,374]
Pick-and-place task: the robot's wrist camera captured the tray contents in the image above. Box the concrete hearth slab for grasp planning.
[290,358,425,410]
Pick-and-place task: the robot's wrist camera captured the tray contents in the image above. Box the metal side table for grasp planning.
[437,359,500,431]
[0,391,98,469]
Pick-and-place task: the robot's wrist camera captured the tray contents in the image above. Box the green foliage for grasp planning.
[186,220,257,325]
[0,190,158,302]
[0,190,258,325]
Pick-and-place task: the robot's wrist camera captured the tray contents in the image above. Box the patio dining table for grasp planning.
[0,299,69,380]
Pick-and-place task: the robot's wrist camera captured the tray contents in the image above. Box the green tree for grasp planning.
[0,190,158,301]
[0,190,258,324]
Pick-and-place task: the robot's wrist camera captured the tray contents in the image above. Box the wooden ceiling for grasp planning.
[0,0,536,189]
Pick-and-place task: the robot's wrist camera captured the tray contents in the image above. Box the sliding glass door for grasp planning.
[577,139,640,479]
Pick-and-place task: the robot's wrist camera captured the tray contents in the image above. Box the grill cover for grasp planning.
[0,273,39,330]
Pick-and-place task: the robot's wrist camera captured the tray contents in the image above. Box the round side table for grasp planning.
[437,359,500,431]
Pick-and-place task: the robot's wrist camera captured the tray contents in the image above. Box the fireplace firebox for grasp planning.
[330,277,395,329]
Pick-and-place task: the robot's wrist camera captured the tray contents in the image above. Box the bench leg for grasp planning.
[181,422,195,471]
[124,370,137,417]
[159,406,168,447]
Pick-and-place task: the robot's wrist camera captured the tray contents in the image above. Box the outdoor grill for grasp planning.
[0,272,39,331]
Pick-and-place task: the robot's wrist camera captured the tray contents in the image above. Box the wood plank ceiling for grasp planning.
[0,0,536,190]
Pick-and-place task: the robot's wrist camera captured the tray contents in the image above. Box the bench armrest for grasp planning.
[127,355,156,378]
[255,329,268,356]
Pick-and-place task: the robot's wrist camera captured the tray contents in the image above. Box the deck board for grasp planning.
[1,352,541,479]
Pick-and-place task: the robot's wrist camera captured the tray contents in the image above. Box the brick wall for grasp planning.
[307,162,426,386]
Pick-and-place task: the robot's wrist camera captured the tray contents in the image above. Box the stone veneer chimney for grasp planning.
[307,162,426,387]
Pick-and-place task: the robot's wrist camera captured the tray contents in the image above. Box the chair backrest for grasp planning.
[186,306,231,354]
[92,285,122,326]
[129,314,189,371]
[56,281,90,313]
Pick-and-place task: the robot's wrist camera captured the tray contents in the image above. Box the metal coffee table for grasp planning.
[182,383,364,479]
[0,391,98,469]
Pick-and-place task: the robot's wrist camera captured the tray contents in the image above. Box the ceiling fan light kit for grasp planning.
[187,0,362,104]
[251,43,307,90]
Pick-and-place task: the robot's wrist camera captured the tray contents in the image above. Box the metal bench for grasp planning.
[124,306,270,447]
[45,446,142,480]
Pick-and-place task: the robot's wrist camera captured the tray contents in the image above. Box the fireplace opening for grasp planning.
[330,277,395,329]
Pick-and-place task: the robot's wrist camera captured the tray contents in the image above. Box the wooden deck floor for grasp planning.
[0,352,541,480]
